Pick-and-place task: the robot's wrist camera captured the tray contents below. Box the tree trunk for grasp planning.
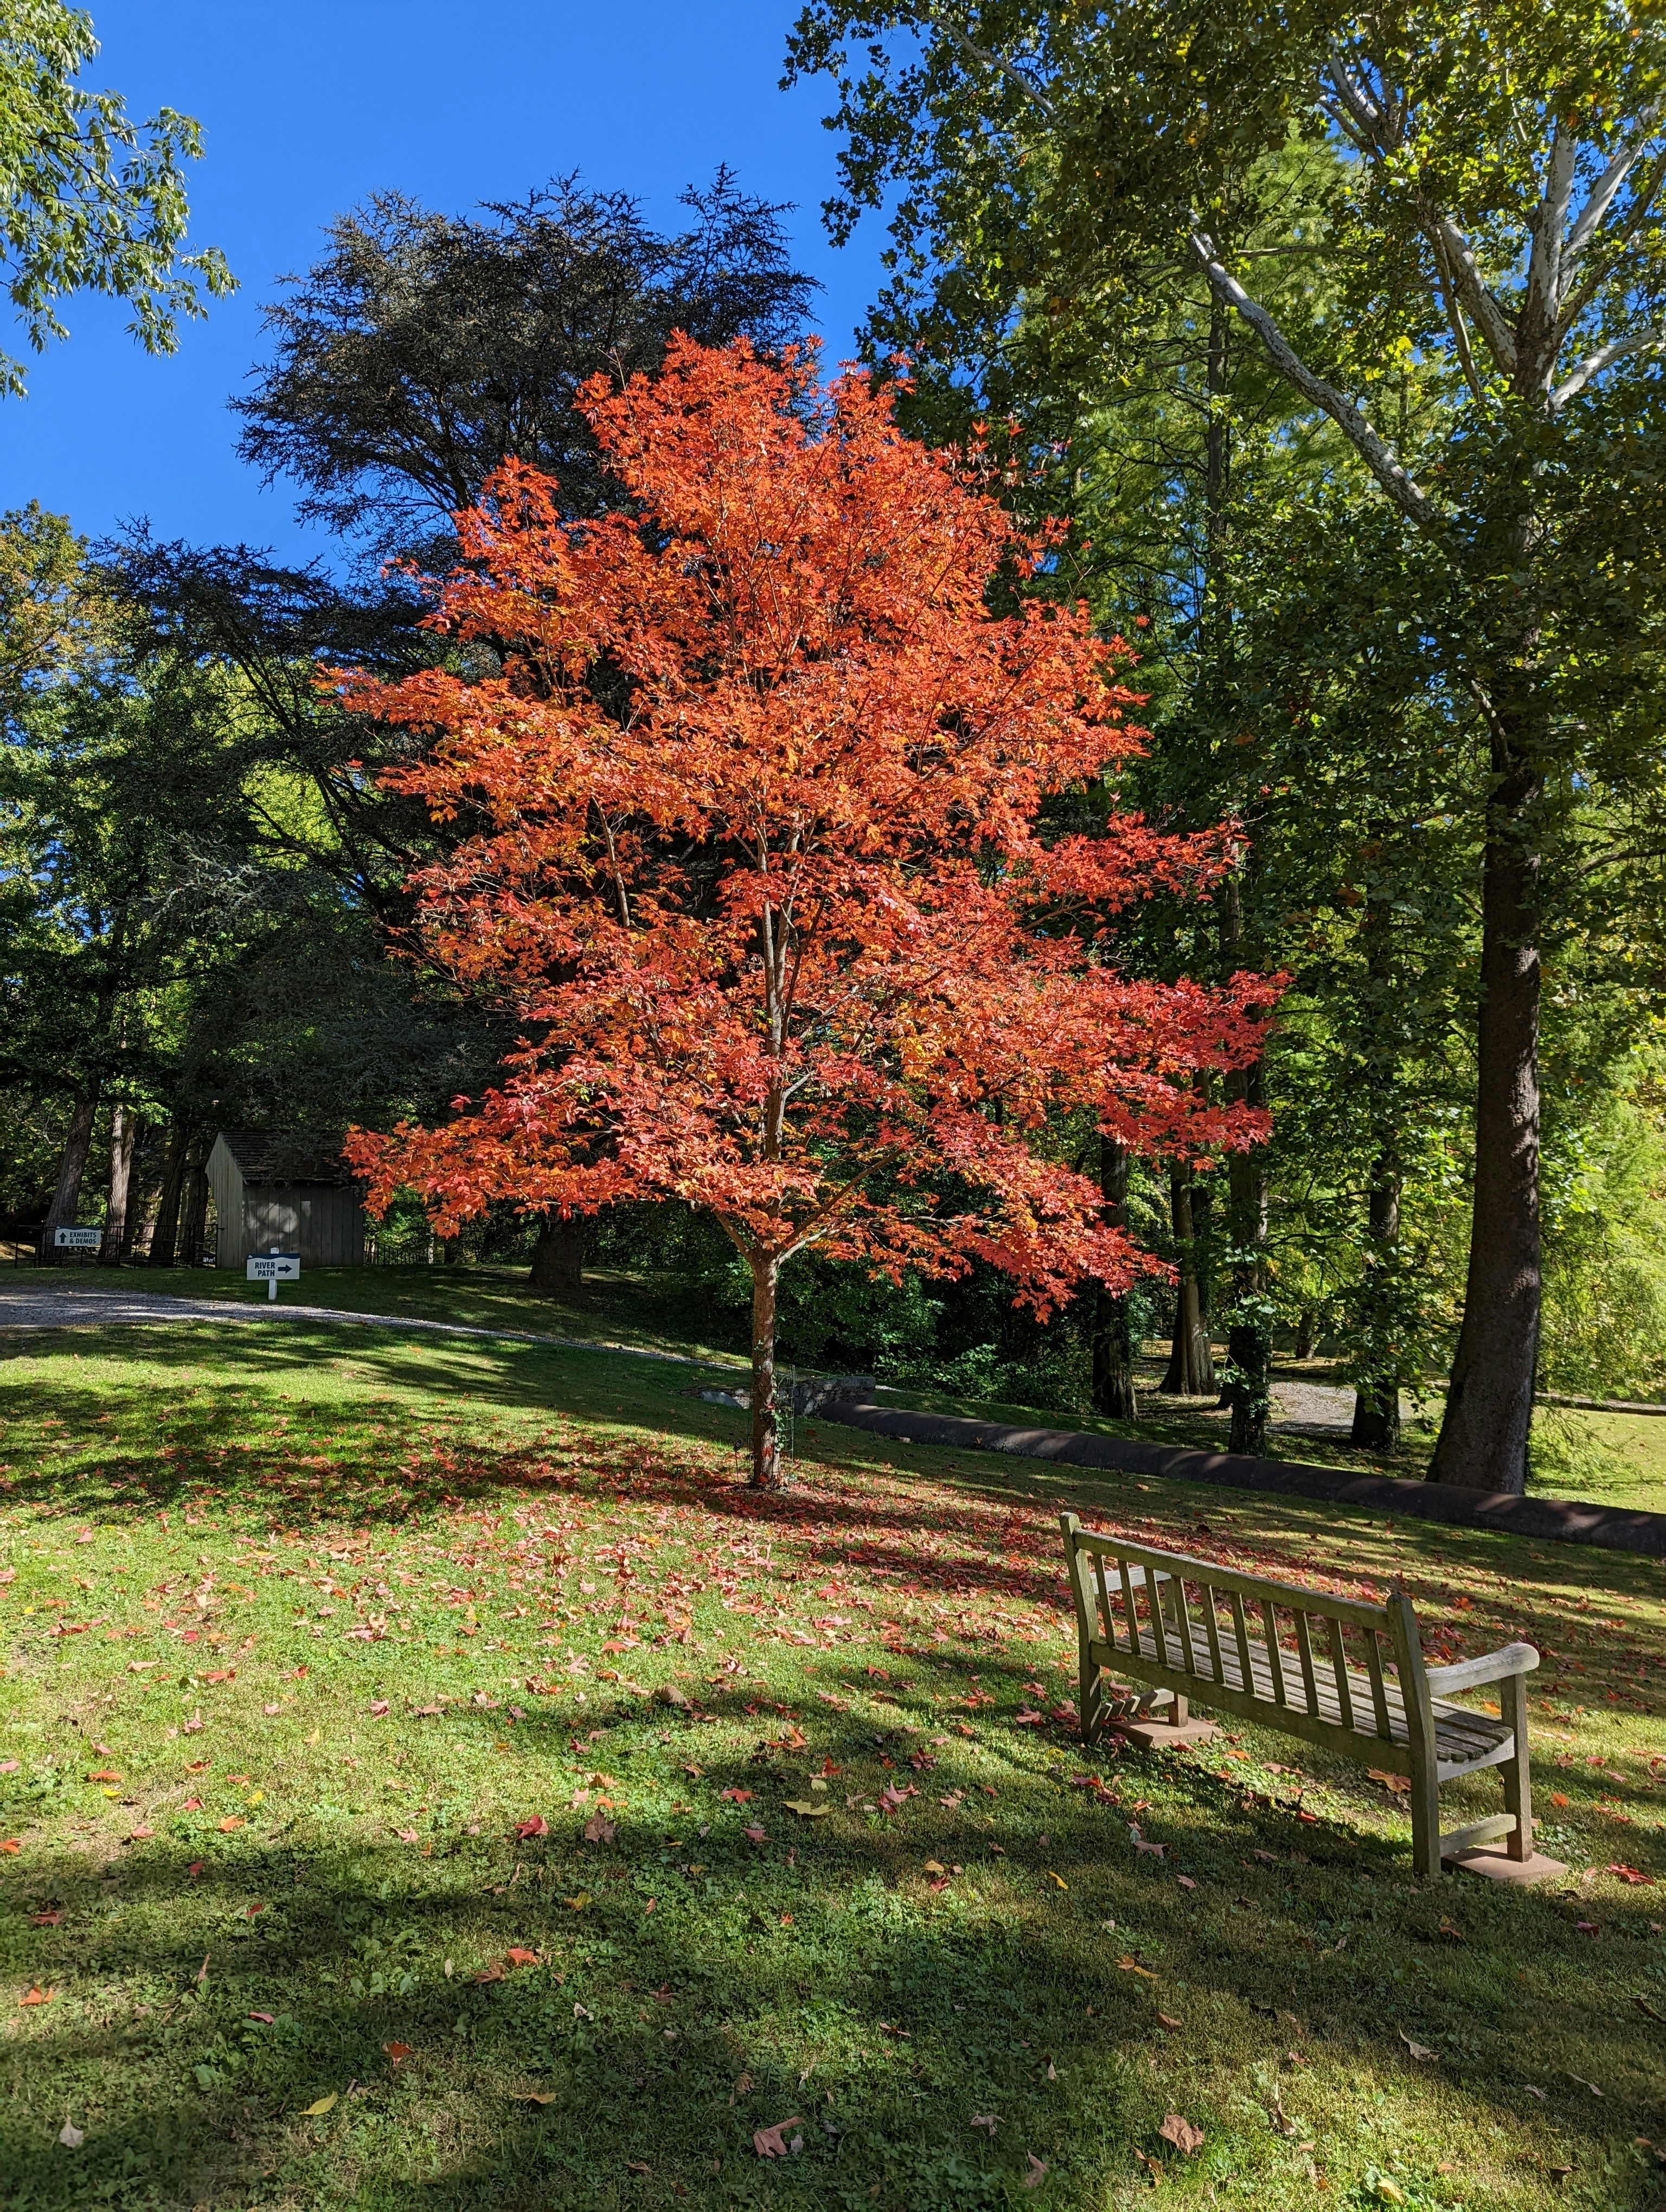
[101,1107,137,1266]
[1428,760,1542,1494]
[1091,1135,1138,1419]
[149,1121,191,1269]
[1293,1309,1318,1362]
[1225,1068,1270,1456]
[749,1255,783,1488]
[1351,1162,1403,1451]
[1160,1166,1214,1396]
[529,1213,586,1297]
[42,1094,100,1258]
[179,1156,210,1266]
[1219,870,1270,1455]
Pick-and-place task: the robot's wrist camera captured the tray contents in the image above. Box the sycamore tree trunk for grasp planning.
[1161,1166,1215,1396]
[1428,740,1543,1495]
[42,1094,100,1257]
[749,1255,783,1489]
[101,1107,137,1265]
[1294,1309,1318,1361]
[1091,1135,1138,1419]
[529,1213,586,1297]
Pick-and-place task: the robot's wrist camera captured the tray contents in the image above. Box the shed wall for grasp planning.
[240,1186,364,1268]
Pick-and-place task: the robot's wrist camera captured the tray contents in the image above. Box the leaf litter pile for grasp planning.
[0,1330,1663,2209]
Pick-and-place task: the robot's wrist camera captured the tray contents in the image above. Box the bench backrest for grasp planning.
[1061,1511,1432,1757]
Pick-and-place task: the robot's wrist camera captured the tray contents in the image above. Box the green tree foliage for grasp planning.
[787,1,1666,1489]
[0,0,232,394]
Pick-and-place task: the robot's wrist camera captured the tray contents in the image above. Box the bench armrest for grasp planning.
[1424,1641,1540,1696]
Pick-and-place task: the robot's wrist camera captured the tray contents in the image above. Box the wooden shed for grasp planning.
[207,1131,366,1269]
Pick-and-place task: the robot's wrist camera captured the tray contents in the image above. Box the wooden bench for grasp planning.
[1061,1512,1566,1882]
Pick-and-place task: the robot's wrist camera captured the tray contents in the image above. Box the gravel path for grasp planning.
[0,1278,722,1371]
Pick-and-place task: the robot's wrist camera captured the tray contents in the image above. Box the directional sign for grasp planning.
[53,1227,100,1250]
[247,1249,301,1302]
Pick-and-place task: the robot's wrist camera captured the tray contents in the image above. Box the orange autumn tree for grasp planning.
[339,337,1276,1486]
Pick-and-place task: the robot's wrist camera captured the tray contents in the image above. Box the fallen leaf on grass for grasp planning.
[1608,1863,1655,1886]
[58,2123,84,2148]
[1176,1874,1196,1891]
[573,2002,593,2021]
[563,1893,591,1911]
[20,1987,53,2006]
[971,2114,1000,2136]
[505,1947,539,1967]
[368,1700,389,1717]
[1158,2113,1204,2157]
[1635,1996,1666,2023]
[1398,2030,1436,2061]
[582,1813,617,1845]
[300,2094,338,2116]
[514,1815,548,1840]
[247,2011,274,2023]
[473,1962,505,1984]
[720,1788,753,1803]
[31,1911,63,1926]
[753,2117,803,2158]
[507,2089,560,2104]
[626,2159,652,2174]
[744,1824,767,1843]
[1022,2152,1048,2188]
[1566,2072,1605,2097]
[1117,1957,1157,1980]
[217,1817,245,1833]
[784,1799,830,1817]
[1575,1920,1600,1937]
[1437,1917,1464,1942]
[0,1841,18,1855]
[1156,2010,1182,2030]
[1368,1769,1411,1795]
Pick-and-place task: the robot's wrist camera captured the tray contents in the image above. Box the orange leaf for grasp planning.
[20,1986,53,2006]
[217,1816,246,1832]
[383,2041,412,2065]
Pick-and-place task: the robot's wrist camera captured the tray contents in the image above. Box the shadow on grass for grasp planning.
[5,1750,1663,2212]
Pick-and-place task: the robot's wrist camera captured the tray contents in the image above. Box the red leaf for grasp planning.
[247,2010,275,2024]
[720,1788,753,1803]
[514,1815,548,1840]
[383,2040,412,2065]
[504,1948,539,1967]
[20,1985,53,2005]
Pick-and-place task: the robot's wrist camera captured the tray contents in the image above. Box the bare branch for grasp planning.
[1187,229,1438,531]
[1566,108,1663,262]
[1520,118,1577,372]
[1550,322,1666,408]
[915,5,1058,123]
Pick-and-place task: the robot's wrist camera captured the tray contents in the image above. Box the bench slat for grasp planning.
[1363,1630,1393,1739]
[1296,1610,1320,1719]
[1261,1599,1287,1708]
[1202,1581,1225,1687]
[1328,1617,1355,1733]
[1092,1551,1117,1655]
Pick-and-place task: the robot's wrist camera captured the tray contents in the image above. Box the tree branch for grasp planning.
[915,5,1058,122]
[1550,323,1665,408]
[1186,230,1438,531]
[1566,109,1663,262]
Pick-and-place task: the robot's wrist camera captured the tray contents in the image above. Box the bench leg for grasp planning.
[1501,1672,1532,1861]
[1409,1757,1442,1880]
[1079,1653,1104,1744]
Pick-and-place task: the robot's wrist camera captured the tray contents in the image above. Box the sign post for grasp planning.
[52,1227,100,1262]
[247,1247,301,1302]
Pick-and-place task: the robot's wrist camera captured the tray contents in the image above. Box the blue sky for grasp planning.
[5,1,887,563]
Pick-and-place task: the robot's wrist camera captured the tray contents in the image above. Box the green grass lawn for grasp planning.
[1,1306,1664,2210]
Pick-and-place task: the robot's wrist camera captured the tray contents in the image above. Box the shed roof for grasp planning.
[214,1130,359,1188]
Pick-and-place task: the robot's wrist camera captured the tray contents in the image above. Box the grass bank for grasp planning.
[0,1313,1663,2209]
